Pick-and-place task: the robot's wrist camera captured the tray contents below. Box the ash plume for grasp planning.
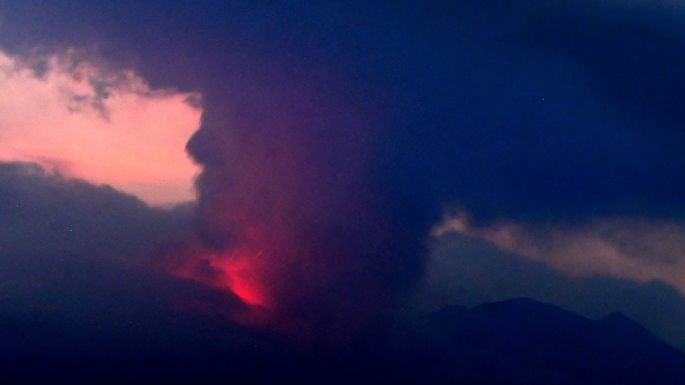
[178,73,439,338]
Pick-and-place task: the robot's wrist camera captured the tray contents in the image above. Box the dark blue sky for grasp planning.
[6,0,684,221]
[2,1,685,217]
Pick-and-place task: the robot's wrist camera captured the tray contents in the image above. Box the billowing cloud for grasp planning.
[433,212,685,295]
[0,49,201,205]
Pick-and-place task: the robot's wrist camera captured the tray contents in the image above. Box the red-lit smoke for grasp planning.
[172,247,269,307]
[165,71,435,339]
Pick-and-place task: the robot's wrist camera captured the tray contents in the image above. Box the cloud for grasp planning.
[177,78,438,338]
[433,212,685,295]
[410,231,685,350]
[0,162,296,382]
[0,161,187,262]
[0,161,254,329]
[0,49,201,205]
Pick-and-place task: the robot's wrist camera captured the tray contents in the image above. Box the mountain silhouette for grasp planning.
[2,297,684,384]
[379,298,685,385]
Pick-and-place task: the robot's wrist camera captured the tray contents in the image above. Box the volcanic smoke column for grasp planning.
[179,75,438,337]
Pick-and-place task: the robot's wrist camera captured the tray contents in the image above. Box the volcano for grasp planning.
[3,297,684,384]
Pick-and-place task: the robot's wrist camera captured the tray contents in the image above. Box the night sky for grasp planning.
[2,1,685,383]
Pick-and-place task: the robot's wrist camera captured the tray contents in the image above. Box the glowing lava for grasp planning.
[168,245,271,311]
[211,250,267,306]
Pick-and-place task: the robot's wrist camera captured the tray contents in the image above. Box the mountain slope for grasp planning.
[2,297,684,384]
[380,298,685,385]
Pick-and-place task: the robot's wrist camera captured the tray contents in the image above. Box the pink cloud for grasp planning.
[0,49,202,205]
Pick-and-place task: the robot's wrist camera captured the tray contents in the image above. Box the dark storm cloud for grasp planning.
[3,1,685,222]
[0,162,185,261]
[0,161,251,329]
[3,0,685,335]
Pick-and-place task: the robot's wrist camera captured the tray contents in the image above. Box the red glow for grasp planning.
[212,251,267,307]
[168,245,272,312]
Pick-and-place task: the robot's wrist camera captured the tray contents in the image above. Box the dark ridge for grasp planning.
[3,297,685,384]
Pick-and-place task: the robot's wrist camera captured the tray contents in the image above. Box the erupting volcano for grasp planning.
[172,247,270,308]
[159,66,439,338]
[215,250,267,307]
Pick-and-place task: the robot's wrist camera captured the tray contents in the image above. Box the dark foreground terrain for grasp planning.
[2,298,683,384]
